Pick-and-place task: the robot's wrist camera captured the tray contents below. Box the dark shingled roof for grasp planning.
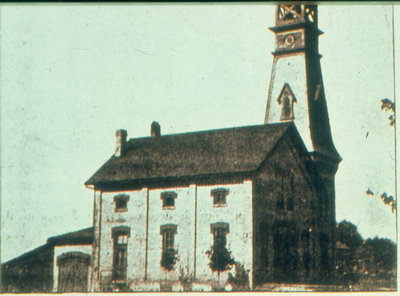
[47,227,93,246]
[2,227,93,265]
[85,122,293,187]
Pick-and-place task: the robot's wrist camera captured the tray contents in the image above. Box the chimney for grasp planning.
[115,129,127,157]
[151,121,161,137]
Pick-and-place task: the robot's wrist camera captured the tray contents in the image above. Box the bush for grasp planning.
[227,263,250,291]
[160,249,179,271]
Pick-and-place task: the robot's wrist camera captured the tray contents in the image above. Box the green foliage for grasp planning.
[335,220,396,286]
[381,98,395,127]
[206,239,235,277]
[366,189,396,213]
[160,249,179,271]
[380,193,397,213]
[365,98,396,214]
[227,263,250,291]
[178,267,193,292]
[357,237,397,275]
[336,220,363,249]
[335,220,364,284]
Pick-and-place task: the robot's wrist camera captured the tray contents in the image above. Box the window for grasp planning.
[207,222,235,276]
[112,226,130,282]
[277,193,285,210]
[114,194,130,212]
[211,188,229,206]
[210,222,230,246]
[161,191,177,209]
[277,170,295,212]
[277,83,297,121]
[287,172,295,212]
[277,171,285,210]
[160,224,178,270]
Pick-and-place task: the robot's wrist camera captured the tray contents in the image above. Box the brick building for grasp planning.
[2,4,341,292]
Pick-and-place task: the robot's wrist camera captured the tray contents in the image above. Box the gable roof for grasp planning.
[85,122,296,188]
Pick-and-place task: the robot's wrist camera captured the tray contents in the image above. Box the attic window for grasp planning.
[161,191,177,209]
[114,194,130,212]
[211,188,229,206]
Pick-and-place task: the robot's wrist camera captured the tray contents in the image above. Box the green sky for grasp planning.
[1,4,397,262]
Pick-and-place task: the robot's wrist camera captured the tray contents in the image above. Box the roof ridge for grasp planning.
[126,122,292,143]
[85,122,294,187]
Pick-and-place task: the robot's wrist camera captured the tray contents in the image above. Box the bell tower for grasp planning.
[265,5,341,280]
[265,5,340,161]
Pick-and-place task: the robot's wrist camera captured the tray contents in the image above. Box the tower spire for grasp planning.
[265,4,340,162]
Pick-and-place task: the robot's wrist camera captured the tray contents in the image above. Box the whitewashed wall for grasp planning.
[99,189,147,284]
[266,53,311,150]
[95,179,253,291]
[146,185,196,282]
[196,180,253,285]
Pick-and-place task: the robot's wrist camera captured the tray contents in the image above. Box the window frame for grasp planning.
[287,172,295,212]
[160,191,177,209]
[111,226,130,282]
[160,224,178,270]
[211,188,229,207]
[113,194,130,212]
[210,222,230,247]
[160,224,177,251]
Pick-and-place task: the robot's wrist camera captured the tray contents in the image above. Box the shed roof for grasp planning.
[47,227,93,246]
[85,122,294,187]
[2,227,93,266]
